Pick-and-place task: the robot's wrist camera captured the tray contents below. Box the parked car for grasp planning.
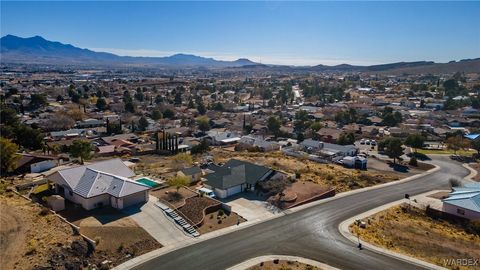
[360,139,365,145]
[365,140,371,145]
[198,187,216,198]
[371,140,377,146]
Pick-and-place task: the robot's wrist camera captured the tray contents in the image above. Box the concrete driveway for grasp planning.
[224,193,283,222]
[124,196,191,247]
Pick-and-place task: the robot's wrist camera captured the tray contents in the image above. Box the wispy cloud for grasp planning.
[89,47,378,66]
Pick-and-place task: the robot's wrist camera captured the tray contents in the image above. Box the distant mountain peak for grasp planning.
[0,35,259,67]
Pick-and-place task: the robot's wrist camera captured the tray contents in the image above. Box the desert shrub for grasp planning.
[449,178,462,188]
[467,220,480,235]
[99,264,109,270]
[26,240,37,255]
[409,157,418,166]
[217,219,222,224]
[39,207,50,216]
[218,209,224,216]
[325,174,334,181]
[94,236,101,245]
[273,259,279,264]
[117,243,124,252]
[295,171,301,179]
[167,191,183,202]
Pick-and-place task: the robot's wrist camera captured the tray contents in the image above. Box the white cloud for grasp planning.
[88,47,379,66]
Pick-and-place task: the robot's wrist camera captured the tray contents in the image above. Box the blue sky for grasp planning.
[1,1,479,65]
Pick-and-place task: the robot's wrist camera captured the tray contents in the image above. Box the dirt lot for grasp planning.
[211,149,400,193]
[198,209,246,234]
[0,192,89,270]
[151,186,198,208]
[58,203,162,267]
[130,154,181,180]
[177,196,220,225]
[268,181,333,209]
[350,204,480,270]
[248,260,322,270]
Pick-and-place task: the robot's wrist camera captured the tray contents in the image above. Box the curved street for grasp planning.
[132,156,470,270]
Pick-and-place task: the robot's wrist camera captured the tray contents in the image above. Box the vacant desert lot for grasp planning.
[350,204,480,270]
[0,192,88,270]
[59,204,162,266]
[211,149,400,192]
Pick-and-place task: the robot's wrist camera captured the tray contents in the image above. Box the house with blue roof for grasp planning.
[465,134,480,141]
[442,183,480,220]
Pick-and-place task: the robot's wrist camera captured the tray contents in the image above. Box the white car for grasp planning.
[198,188,216,198]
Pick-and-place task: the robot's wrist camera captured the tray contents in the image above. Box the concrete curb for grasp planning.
[338,192,449,270]
[463,163,478,181]
[226,255,341,270]
[114,164,441,269]
[338,171,477,270]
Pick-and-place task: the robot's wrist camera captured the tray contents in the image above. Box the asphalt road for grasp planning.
[133,156,469,270]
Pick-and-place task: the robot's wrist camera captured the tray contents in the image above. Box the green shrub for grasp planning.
[409,157,418,166]
[25,240,37,255]
[117,243,124,252]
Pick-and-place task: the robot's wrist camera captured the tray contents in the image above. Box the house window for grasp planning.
[457,208,465,215]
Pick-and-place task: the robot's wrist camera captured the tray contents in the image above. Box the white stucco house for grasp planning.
[47,159,150,210]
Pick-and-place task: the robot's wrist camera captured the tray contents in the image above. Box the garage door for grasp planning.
[122,192,147,208]
[227,185,242,197]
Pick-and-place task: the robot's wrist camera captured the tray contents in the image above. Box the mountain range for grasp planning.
[0,35,257,68]
[1,35,479,73]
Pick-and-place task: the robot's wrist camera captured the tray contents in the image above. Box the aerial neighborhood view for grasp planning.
[0,1,479,270]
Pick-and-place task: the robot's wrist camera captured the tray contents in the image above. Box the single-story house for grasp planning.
[15,154,62,174]
[300,139,357,157]
[47,159,150,210]
[76,118,106,128]
[177,166,202,183]
[237,135,280,152]
[204,159,274,199]
[206,130,241,145]
[442,183,480,220]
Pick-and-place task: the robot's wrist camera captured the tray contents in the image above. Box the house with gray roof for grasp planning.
[300,139,357,158]
[206,130,241,145]
[204,159,274,199]
[47,158,150,210]
[238,135,280,152]
[442,183,480,220]
[177,166,203,183]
